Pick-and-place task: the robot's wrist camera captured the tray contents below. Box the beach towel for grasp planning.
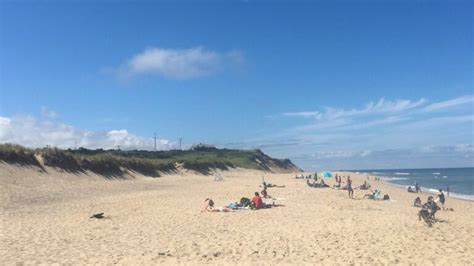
[227,202,238,209]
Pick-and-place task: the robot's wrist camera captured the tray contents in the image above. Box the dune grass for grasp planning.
[0,143,300,177]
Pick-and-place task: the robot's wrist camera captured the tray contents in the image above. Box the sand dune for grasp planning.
[1,163,473,264]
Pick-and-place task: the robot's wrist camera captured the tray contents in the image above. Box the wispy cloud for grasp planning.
[281,95,474,133]
[283,98,426,120]
[0,114,175,150]
[117,46,243,80]
[423,95,474,112]
[267,95,474,170]
[282,111,322,118]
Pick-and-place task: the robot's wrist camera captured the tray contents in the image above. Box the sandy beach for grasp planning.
[1,163,473,265]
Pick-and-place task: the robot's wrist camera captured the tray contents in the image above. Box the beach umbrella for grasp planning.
[321,171,332,178]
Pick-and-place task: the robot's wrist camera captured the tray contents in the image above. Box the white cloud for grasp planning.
[0,115,175,150]
[423,95,474,112]
[118,46,242,80]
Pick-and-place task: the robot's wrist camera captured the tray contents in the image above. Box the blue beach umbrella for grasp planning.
[321,171,332,178]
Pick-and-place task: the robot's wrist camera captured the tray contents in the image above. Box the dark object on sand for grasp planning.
[90,213,105,219]
[240,197,251,207]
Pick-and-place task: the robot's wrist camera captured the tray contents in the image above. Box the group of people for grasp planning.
[306,178,328,188]
[203,179,281,212]
[414,189,450,226]
[417,196,440,227]
[333,175,355,198]
[305,173,393,201]
[306,174,367,199]
[203,192,266,212]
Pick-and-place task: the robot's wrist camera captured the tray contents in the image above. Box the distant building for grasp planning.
[190,143,217,151]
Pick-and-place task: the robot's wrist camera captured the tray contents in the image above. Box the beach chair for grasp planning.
[368,190,381,200]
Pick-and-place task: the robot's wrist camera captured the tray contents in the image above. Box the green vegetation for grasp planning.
[0,143,300,178]
[0,143,43,169]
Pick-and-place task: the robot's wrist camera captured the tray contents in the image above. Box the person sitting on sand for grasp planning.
[251,192,263,209]
[203,198,215,211]
[261,188,272,199]
[307,179,329,188]
[363,189,375,199]
[363,189,382,200]
[203,198,234,212]
[407,186,416,193]
[357,181,370,190]
[414,197,422,207]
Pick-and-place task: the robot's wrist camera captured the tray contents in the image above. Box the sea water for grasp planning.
[347,167,474,201]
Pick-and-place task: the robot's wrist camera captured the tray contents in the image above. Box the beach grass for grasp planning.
[0,143,300,177]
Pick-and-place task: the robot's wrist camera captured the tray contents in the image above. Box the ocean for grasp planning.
[347,167,474,201]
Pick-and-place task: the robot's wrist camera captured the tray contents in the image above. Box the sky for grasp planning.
[1,0,473,170]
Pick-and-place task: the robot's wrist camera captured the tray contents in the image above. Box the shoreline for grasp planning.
[333,171,474,203]
[338,170,474,202]
[380,179,474,202]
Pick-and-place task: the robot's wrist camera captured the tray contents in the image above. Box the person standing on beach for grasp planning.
[347,176,353,199]
[438,189,446,209]
[415,182,422,193]
[447,185,450,197]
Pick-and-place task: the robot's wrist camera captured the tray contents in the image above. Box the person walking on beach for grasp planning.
[347,176,353,199]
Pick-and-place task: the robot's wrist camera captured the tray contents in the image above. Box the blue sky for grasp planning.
[1,1,473,170]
